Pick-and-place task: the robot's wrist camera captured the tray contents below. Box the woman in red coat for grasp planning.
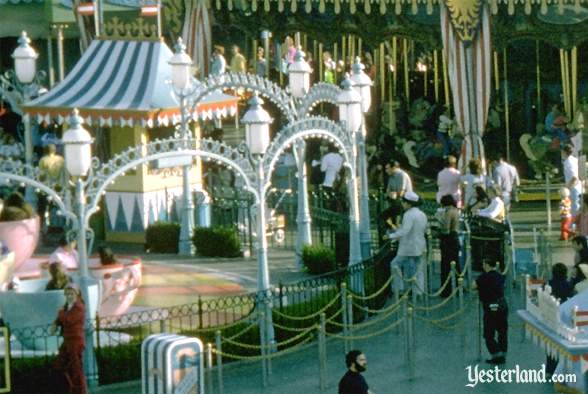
[50,284,87,394]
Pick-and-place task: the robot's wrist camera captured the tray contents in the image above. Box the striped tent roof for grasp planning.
[24,39,238,127]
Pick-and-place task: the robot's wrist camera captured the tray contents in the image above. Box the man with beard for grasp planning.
[338,350,372,394]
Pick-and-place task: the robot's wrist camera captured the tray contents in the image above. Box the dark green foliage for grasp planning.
[145,221,181,253]
[11,356,59,393]
[96,340,142,385]
[302,244,337,274]
[192,227,242,257]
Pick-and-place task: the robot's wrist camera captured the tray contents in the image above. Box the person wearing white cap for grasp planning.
[386,191,428,295]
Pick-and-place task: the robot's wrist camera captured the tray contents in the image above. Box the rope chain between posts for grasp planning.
[271,293,341,321]
[224,318,261,341]
[325,317,405,341]
[408,284,461,311]
[324,306,344,323]
[212,336,314,361]
[222,325,315,350]
[457,257,472,279]
[349,274,394,301]
[185,311,259,333]
[351,293,408,315]
[337,301,405,331]
[414,297,474,325]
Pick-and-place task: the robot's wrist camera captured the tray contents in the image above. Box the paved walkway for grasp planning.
[90,204,575,393]
[94,282,556,394]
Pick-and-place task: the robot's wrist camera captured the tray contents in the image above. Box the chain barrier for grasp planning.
[324,306,344,323]
[408,285,461,311]
[339,301,405,331]
[348,275,394,301]
[271,293,341,321]
[222,325,315,350]
[414,298,474,326]
[325,317,405,341]
[350,293,408,315]
[224,317,261,341]
[211,336,314,361]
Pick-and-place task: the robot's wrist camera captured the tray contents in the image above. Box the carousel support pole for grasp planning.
[56,25,65,82]
[546,170,552,232]
[334,43,338,82]
[252,39,258,71]
[535,41,541,118]
[379,43,385,102]
[261,30,270,79]
[403,38,409,103]
[433,49,439,103]
[572,46,578,116]
[503,47,511,162]
[47,28,55,88]
[318,42,323,82]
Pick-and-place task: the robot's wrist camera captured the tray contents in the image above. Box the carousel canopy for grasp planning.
[24,38,238,127]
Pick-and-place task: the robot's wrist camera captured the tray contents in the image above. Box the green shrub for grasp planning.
[192,226,242,257]
[97,340,142,385]
[11,356,58,393]
[302,244,336,274]
[145,221,180,253]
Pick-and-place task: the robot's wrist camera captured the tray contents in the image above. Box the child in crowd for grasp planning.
[560,187,573,241]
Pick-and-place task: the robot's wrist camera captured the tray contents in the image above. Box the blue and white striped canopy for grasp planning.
[25,39,238,127]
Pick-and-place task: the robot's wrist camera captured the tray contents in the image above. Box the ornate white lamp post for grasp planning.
[337,74,363,265]
[62,108,98,387]
[349,57,373,259]
[288,49,313,268]
[169,38,196,255]
[241,93,276,348]
[10,31,44,208]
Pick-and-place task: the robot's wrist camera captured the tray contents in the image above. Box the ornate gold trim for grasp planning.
[443,0,483,42]
[103,17,159,40]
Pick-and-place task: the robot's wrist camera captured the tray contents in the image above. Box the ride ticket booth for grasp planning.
[23,38,239,243]
[142,333,204,394]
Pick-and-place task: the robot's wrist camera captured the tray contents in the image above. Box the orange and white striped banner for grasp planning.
[77,2,95,15]
[140,4,160,16]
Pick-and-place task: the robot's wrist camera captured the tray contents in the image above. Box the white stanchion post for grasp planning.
[458,277,465,354]
[206,343,213,394]
[259,311,268,387]
[347,295,354,351]
[318,313,327,394]
[477,298,482,361]
[215,330,224,394]
[407,306,415,380]
[341,283,349,353]
[450,261,457,309]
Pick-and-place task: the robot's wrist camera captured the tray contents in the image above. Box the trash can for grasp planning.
[194,190,211,228]
[141,333,204,394]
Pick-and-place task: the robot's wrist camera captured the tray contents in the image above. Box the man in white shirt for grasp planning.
[386,191,428,295]
[492,156,520,212]
[562,144,583,217]
[477,185,506,223]
[318,147,344,188]
[436,155,461,205]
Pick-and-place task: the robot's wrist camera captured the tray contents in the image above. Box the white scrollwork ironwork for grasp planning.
[189,72,298,123]
[83,137,259,225]
[296,83,342,118]
[262,116,355,191]
[0,158,75,223]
